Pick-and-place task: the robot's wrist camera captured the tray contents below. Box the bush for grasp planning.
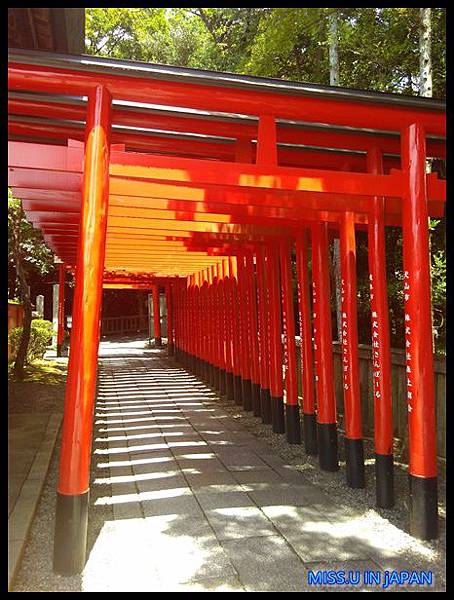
[9,319,56,364]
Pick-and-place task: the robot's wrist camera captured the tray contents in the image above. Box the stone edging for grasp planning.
[8,413,62,590]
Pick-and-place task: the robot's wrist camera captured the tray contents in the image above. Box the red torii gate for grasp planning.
[8,48,445,575]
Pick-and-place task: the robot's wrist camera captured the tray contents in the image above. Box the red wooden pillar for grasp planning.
[178,280,185,363]
[295,230,318,455]
[56,263,66,357]
[367,147,394,508]
[184,278,190,367]
[214,263,227,390]
[207,266,215,388]
[186,277,193,369]
[185,279,190,366]
[311,222,339,471]
[256,245,271,423]
[401,123,438,540]
[280,239,301,444]
[194,276,201,376]
[220,263,227,389]
[339,212,365,487]
[187,276,194,371]
[173,281,180,360]
[229,257,243,406]
[238,250,253,410]
[165,283,174,356]
[218,259,229,400]
[54,85,111,575]
[188,276,194,370]
[267,242,285,433]
[152,284,162,347]
[235,252,245,405]
[245,251,261,416]
[204,269,213,384]
[199,275,207,380]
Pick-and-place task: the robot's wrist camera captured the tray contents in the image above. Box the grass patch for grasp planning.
[8,359,67,385]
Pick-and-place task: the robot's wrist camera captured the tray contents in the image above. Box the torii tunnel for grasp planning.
[8,48,445,574]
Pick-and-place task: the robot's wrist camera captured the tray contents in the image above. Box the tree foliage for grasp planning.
[84,8,445,354]
[8,189,55,378]
[9,319,55,364]
[8,189,55,299]
[86,8,445,97]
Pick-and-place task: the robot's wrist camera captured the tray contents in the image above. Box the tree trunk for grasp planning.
[328,10,343,342]
[419,8,435,351]
[419,8,432,98]
[12,208,32,379]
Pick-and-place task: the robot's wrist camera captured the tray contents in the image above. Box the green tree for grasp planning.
[85,8,266,71]
[84,8,446,353]
[8,189,55,378]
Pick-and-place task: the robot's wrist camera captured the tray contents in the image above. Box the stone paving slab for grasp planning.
[220,535,308,592]
[15,339,445,591]
[8,412,62,589]
[87,343,413,591]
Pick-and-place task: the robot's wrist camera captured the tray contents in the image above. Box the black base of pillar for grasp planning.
[53,491,89,576]
[375,453,394,508]
[242,379,253,411]
[217,368,225,395]
[207,363,213,385]
[303,413,318,456]
[317,423,339,471]
[285,404,301,444]
[155,337,162,347]
[168,343,174,357]
[260,388,272,424]
[226,371,234,401]
[212,366,219,390]
[206,363,212,386]
[252,383,261,417]
[233,375,243,406]
[56,343,62,357]
[206,362,211,384]
[345,438,365,488]
[207,363,212,384]
[271,395,285,434]
[409,475,438,540]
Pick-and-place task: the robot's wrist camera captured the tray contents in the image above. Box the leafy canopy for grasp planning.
[8,189,55,298]
[86,8,445,97]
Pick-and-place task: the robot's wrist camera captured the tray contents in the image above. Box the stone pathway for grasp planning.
[75,338,430,591]
[12,338,443,591]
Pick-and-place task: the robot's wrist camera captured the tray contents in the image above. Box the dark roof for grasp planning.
[9,47,445,112]
[8,8,85,55]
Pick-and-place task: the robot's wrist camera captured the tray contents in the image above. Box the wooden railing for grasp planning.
[293,338,446,460]
[101,314,148,336]
[332,342,446,460]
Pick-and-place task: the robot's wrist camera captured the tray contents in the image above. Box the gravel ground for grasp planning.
[215,393,446,590]
[12,430,113,592]
[9,381,65,415]
[8,361,68,416]
[11,364,446,591]
[11,356,111,592]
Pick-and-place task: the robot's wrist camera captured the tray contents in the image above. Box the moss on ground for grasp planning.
[8,359,67,385]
